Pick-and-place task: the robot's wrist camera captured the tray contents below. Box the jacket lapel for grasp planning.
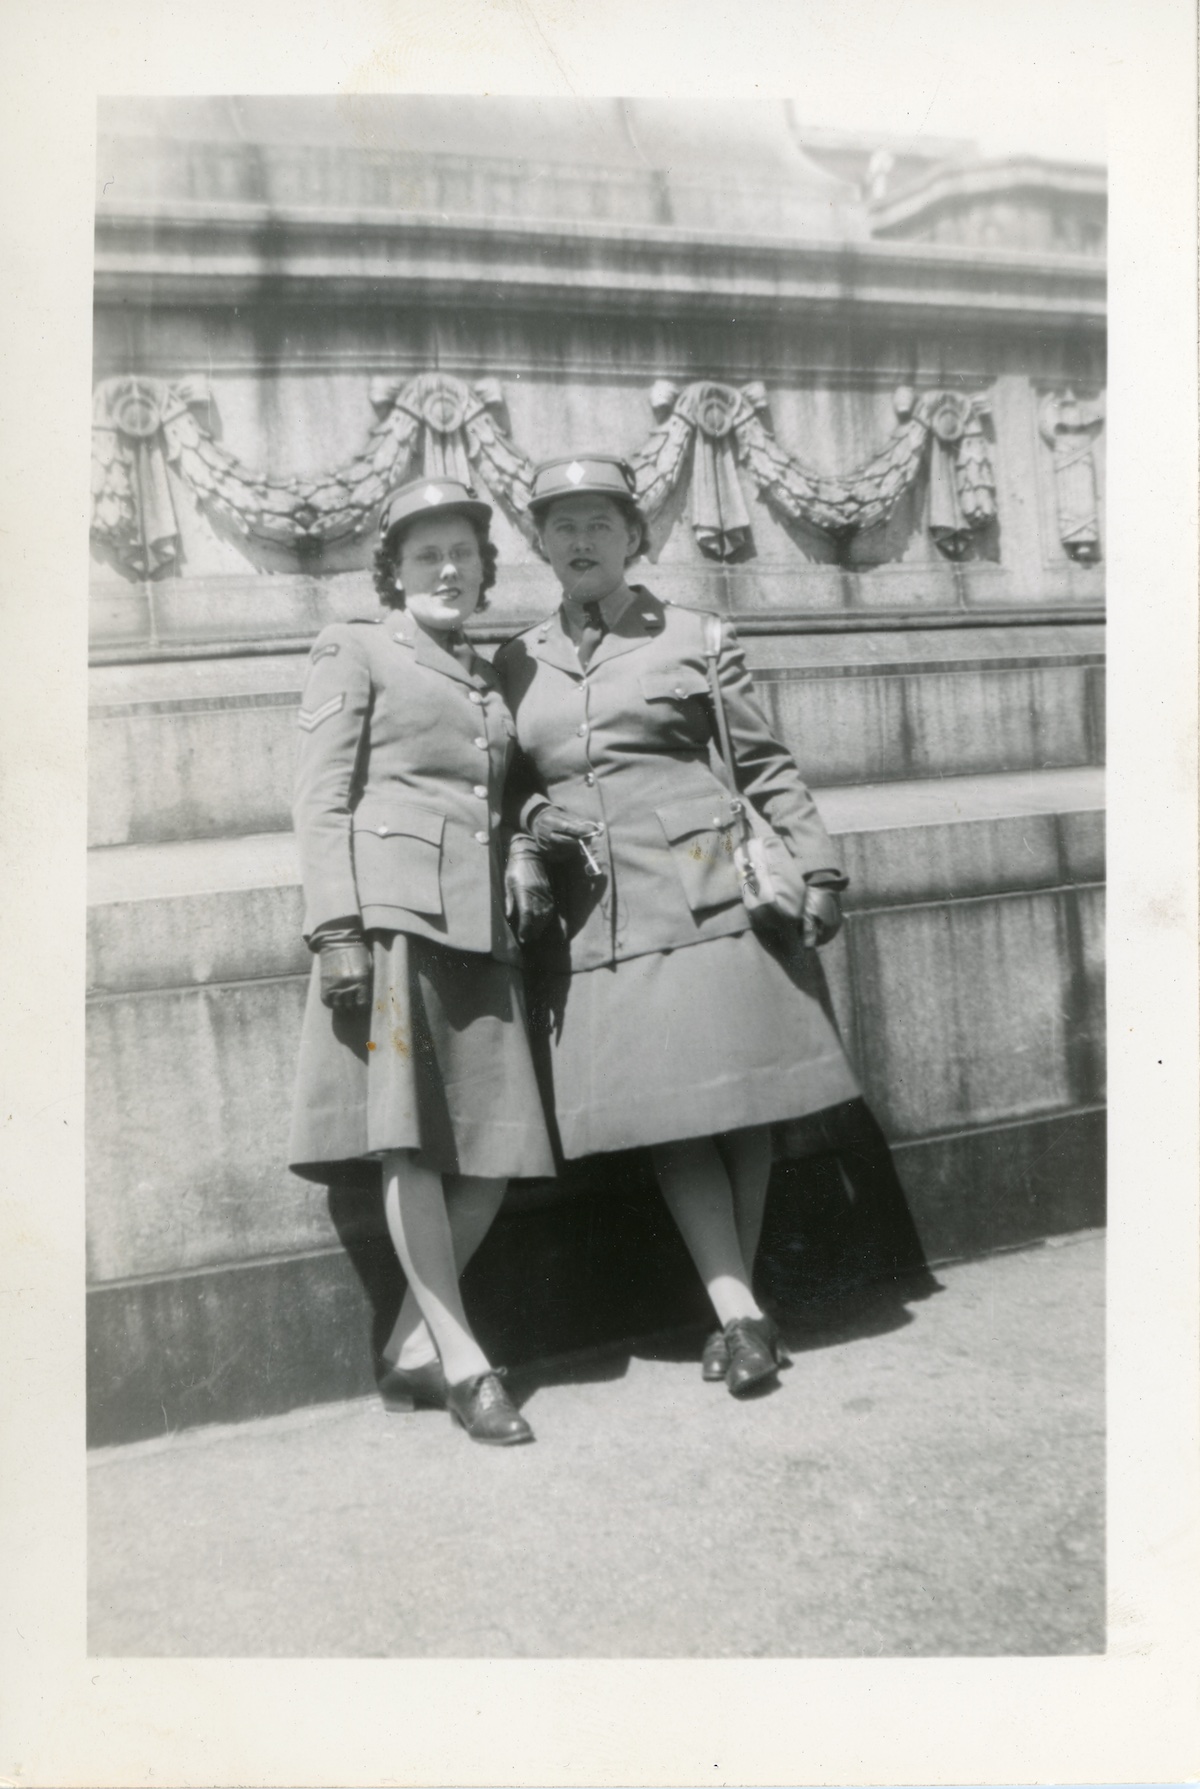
[587,588,662,668]
[396,612,477,686]
[529,609,587,679]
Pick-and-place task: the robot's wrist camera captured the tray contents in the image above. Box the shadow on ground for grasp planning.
[88,1235,1104,1658]
[328,1106,943,1393]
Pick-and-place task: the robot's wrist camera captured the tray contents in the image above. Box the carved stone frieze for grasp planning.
[1038,390,1104,563]
[90,372,535,576]
[91,378,200,577]
[632,379,996,561]
[631,380,761,562]
[91,368,997,577]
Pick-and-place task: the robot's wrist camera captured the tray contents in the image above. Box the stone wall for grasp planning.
[87,109,1106,1442]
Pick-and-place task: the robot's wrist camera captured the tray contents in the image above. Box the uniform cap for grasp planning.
[529,454,639,512]
[378,476,492,537]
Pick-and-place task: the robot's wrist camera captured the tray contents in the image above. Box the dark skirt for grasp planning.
[289,932,556,1181]
[529,927,860,1159]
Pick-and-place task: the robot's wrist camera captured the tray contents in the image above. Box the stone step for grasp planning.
[87,625,1104,847]
[87,766,1104,996]
[89,566,1104,661]
[86,768,1104,1290]
[86,1112,1105,1446]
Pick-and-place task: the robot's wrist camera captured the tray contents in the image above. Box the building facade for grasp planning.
[88,98,1106,1442]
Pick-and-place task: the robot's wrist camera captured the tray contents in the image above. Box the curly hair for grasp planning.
[529,492,650,565]
[372,512,498,609]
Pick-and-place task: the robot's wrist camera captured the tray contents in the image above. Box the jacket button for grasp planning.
[473,783,488,798]
[674,685,685,696]
[469,691,483,704]
[584,773,595,786]
[577,723,588,736]
[474,830,488,844]
[473,736,487,749]
[376,825,388,835]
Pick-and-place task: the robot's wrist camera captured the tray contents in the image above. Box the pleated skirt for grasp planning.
[529,927,860,1160]
[288,932,556,1182]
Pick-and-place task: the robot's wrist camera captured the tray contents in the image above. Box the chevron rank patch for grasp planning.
[298,692,345,731]
[309,641,341,663]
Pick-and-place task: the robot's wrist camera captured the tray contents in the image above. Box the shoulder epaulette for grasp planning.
[658,594,717,618]
[500,616,550,648]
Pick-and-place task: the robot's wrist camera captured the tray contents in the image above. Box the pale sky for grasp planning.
[707,0,1110,166]
[381,0,1113,168]
[84,0,1112,169]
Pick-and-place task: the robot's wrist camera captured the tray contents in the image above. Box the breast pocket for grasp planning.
[351,794,445,917]
[656,792,742,914]
[640,669,709,707]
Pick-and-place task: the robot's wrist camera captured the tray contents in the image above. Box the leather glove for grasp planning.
[318,938,372,1010]
[529,802,602,862]
[505,836,556,945]
[800,884,843,949]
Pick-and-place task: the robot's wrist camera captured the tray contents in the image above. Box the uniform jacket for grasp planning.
[293,608,520,963]
[494,586,843,973]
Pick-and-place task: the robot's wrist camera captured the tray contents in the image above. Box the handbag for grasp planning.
[702,613,807,925]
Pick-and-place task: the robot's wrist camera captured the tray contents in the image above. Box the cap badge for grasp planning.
[565,461,586,486]
[422,484,444,506]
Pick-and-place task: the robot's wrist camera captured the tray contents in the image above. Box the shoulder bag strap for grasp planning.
[702,613,752,843]
[702,613,737,783]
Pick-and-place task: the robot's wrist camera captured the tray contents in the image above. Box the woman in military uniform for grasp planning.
[288,476,555,1446]
[496,454,918,1398]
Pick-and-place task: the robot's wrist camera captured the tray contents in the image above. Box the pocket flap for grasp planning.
[640,669,709,703]
[352,794,445,845]
[656,792,739,844]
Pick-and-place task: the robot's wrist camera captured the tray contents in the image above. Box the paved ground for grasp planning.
[88,1232,1104,1657]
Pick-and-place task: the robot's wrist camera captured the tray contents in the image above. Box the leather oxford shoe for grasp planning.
[723,1315,791,1398]
[446,1370,535,1446]
[377,1358,447,1413]
[701,1329,729,1381]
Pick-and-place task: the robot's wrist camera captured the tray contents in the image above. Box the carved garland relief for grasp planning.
[1038,390,1104,564]
[633,380,995,562]
[91,370,1002,579]
[90,372,529,575]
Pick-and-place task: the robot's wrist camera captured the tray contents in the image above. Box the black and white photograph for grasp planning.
[2,0,1197,1781]
[84,85,1109,1657]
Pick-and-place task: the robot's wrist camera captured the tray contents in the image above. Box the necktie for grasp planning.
[577,602,606,669]
[444,630,476,671]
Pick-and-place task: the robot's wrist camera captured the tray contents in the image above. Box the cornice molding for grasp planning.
[94,202,1107,329]
[871,157,1107,235]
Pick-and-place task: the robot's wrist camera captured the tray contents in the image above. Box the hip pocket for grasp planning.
[352,797,445,917]
[655,792,742,914]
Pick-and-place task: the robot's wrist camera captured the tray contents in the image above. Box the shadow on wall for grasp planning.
[325,1098,941,1386]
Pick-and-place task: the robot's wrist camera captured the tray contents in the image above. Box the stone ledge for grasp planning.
[88,561,1106,660]
[95,203,1107,329]
[88,624,1107,714]
[88,644,1104,846]
[86,768,1104,997]
[85,871,1104,1279]
[85,1103,1105,1445]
